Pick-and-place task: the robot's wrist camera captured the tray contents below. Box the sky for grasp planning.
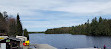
[0,0,111,31]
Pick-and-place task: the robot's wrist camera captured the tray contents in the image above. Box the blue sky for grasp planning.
[0,0,111,31]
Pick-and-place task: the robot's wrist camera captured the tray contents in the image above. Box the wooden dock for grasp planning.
[21,43,101,49]
[30,44,57,49]
[75,48,101,49]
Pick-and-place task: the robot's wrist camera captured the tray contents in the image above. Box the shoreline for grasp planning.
[29,33,111,37]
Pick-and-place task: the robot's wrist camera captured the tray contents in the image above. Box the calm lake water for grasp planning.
[29,33,111,49]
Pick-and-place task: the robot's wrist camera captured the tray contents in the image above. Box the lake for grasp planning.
[29,33,111,49]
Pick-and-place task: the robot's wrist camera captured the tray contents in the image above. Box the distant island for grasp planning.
[28,32,44,34]
[31,17,111,36]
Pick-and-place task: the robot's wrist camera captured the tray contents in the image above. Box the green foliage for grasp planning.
[24,29,29,40]
[45,27,72,34]
[0,11,29,41]
[0,12,25,37]
[8,18,17,36]
[45,17,111,36]
[16,14,23,36]
[28,32,44,34]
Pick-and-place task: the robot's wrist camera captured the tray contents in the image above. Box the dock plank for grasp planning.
[30,44,57,49]
[75,48,101,49]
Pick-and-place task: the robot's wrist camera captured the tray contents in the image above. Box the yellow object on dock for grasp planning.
[0,37,4,39]
[25,40,30,46]
[25,40,30,43]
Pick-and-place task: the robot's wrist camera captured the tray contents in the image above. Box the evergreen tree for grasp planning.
[90,17,98,35]
[97,17,103,35]
[99,16,103,23]
[16,14,23,36]
[86,19,91,34]
[24,29,29,40]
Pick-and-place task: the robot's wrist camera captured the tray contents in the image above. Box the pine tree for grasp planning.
[16,14,23,36]
[24,29,29,40]
[86,19,91,34]
[90,17,98,35]
[99,16,103,23]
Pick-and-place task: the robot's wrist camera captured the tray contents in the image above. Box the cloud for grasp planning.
[1,0,111,14]
[48,2,111,14]
[0,0,111,31]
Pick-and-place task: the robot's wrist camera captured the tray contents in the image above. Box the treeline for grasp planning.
[28,32,44,34]
[0,11,29,39]
[45,17,111,36]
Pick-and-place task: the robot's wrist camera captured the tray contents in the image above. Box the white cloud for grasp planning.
[0,0,111,31]
[0,0,111,15]
[49,2,111,14]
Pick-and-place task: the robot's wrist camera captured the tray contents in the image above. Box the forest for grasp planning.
[45,17,111,36]
[0,11,29,39]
